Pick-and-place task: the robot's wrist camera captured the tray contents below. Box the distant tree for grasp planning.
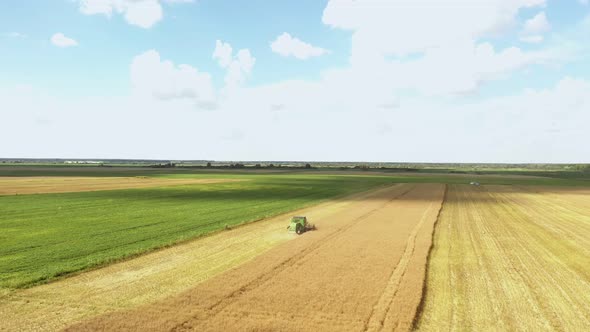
[151,162,175,168]
[206,162,212,167]
[255,164,262,168]
[268,164,275,168]
[305,163,312,169]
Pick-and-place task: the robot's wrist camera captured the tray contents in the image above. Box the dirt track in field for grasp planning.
[416,185,590,331]
[1,183,438,331]
[65,184,445,332]
[0,177,240,195]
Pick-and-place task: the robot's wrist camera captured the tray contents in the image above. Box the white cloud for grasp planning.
[323,0,546,59]
[124,1,163,28]
[213,40,256,88]
[128,41,255,110]
[394,42,562,95]
[237,76,589,162]
[130,50,216,108]
[316,0,567,97]
[523,12,551,34]
[3,76,589,162]
[212,40,233,68]
[77,0,190,28]
[50,33,78,47]
[270,33,328,60]
[521,12,551,43]
[289,39,564,101]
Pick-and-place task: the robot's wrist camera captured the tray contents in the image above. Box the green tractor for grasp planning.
[287,216,316,235]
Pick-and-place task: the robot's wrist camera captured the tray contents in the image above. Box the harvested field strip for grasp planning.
[0,177,241,195]
[66,184,445,332]
[190,185,418,322]
[0,184,406,332]
[364,200,435,331]
[365,185,447,332]
[416,185,590,331]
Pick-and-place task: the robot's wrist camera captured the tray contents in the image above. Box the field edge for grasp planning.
[411,184,449,331]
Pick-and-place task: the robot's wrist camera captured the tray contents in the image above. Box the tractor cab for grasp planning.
[288,216,313,234]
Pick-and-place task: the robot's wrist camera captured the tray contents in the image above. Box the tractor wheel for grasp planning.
[296,224,304,235]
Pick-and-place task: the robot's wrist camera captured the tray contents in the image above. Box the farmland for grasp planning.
[1,166,590,331]
[416,185,590,331]
[53,183,446,331]
[0,176,240,195]
[0,173,397,289]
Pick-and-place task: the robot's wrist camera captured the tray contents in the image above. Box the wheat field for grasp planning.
[416,184,590,331]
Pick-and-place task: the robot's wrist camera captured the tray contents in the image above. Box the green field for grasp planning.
[1,167,589,289]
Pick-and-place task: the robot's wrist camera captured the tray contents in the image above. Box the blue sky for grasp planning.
[1,0,589,162]
[1,0,350,95]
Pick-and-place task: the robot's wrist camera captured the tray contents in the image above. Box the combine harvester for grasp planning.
[287,216,316,235]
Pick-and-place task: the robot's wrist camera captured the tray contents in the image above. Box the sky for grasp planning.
[1,0,589,163]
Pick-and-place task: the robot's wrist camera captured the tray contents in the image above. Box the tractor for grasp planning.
[287,216,316,235]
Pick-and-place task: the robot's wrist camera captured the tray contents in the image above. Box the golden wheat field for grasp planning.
[416,185,590,331]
